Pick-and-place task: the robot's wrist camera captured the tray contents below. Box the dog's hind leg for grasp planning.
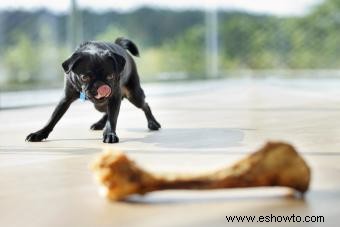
[126,86,161,131]
[90,114,108,130]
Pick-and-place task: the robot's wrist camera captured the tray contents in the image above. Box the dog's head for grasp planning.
[62,49,126,103]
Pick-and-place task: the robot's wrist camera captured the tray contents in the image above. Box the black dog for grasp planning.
[26,38,161,143]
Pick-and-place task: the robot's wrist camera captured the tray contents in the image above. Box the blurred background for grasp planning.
[0,0,339,108]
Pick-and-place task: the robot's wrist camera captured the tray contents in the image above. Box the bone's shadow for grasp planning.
[125,128,248,149]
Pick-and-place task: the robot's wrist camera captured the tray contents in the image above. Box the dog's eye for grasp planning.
[80,74,90,82]
[107,74,114,80]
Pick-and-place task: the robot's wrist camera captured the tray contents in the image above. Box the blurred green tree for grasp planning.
[4,33,40,85]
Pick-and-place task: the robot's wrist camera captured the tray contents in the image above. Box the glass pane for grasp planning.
[1,0,339,108]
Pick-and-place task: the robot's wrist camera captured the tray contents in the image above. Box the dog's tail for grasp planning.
[115,37,140,57]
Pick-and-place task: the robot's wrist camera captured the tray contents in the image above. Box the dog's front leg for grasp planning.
[26,96,77,142]
[103,94,121,143]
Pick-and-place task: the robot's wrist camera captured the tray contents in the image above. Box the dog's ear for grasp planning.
[107,53,126,75]
[62,53,82,74]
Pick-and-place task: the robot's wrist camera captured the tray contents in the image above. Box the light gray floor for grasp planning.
[1,78,339,227]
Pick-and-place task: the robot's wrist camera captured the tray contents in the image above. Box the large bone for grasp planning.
[90,142,311,201]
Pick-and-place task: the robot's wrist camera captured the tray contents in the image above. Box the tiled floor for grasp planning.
[1,79,339,226]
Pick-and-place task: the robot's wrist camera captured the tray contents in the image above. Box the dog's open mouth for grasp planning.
[95,85,112,100]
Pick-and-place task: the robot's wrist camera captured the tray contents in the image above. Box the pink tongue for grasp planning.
[95,85,111,99]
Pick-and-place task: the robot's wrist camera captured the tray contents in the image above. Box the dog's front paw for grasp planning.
[148,120,161,131]
[26,130,49,142]
[103,132,119,143]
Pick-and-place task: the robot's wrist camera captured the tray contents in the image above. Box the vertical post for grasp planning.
[205,5,219,78]
[68,0,83,50]
[0,14,4,83]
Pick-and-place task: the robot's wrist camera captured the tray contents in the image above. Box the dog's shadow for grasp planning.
[123,127,250,149]
[46,127,250,150]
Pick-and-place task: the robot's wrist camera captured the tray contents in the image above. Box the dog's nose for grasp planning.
[95,85,111,99]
